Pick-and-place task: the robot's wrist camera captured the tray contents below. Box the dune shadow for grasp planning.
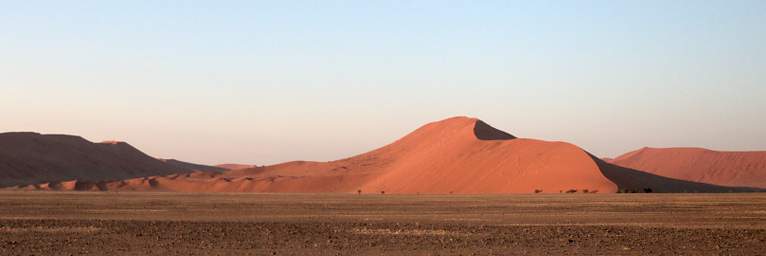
[473,120,516,141]
[589,153,763,193]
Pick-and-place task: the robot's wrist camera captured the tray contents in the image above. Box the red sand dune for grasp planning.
[162,159,226,173]
[0,132,223,187]
[17,117,758,193]
[210,117,618,193]
[610,147,766,188]
[216,164,256,170]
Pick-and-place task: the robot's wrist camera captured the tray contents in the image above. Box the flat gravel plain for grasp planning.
[1,192,765,255]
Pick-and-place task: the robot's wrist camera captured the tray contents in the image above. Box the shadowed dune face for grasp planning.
[610,147,766,188]
[0,132,222,187]
[473,120,516,140]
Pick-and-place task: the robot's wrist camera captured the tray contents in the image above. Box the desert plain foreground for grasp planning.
[0,192,765,255]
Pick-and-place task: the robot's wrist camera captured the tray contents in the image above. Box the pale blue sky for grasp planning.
[1,1,764,165]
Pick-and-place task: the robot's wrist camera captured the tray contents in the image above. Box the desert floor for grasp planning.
[0,192,765,255]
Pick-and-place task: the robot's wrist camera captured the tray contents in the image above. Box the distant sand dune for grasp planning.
[11,117,758,193]
[610,147,766,188]
[216,164,256,170]
[0,132,223,187]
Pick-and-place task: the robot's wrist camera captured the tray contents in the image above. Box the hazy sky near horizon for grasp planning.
[1,1,765,165]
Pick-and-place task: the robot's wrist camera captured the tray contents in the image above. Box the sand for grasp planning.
[10,117,759,193]
[216,164,256,170]
[610,147,766,188]
[0,132,222,187]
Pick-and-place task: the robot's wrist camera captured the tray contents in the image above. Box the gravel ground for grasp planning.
[0,192,765,255]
